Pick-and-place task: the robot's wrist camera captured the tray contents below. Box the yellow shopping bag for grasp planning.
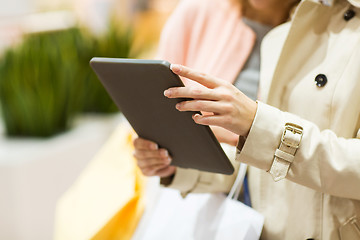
[54,122,145,240]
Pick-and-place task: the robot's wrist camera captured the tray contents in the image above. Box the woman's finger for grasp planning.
[133,148,169,160]
[192,114,242,135]
[192,112,254,137]
[164,86,222,101]
[136,157,171,168]
[155,166,176,178]
[133,137,158,150]
[176,100,232,114]
[141,164,172,176]
[170,64,226,89]
[192,114,228,127]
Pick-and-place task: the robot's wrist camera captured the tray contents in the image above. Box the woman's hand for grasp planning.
[133,137,176,177]
[164,64,258,137]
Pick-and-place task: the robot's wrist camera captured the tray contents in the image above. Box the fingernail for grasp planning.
[166,157,172,163]
[170,64,182,73]
[175,103,180,109]
[164,89,171,97]
[150,144,158,150]
[161,150,168,157]
[192,113,200,120]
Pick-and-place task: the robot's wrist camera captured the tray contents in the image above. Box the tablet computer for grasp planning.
[90,57,234,175]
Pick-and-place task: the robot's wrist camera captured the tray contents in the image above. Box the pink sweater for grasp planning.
[156,0,256,86]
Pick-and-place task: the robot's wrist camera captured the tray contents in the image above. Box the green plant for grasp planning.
[77,22,134,113]
[0,22,135,137]
[0,29,83,137]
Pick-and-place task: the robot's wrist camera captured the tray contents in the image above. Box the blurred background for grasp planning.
[0,0,178,239]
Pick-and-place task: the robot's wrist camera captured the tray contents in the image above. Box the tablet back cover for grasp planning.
[90,58,234,175]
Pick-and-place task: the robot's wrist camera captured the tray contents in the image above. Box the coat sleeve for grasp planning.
[237,101,360,200]
[166,143,240,196]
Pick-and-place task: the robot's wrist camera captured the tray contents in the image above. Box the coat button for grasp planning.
[315,74,327,87]
[344,9,355,21]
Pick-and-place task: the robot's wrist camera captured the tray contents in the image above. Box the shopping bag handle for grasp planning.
[227,163,247,200]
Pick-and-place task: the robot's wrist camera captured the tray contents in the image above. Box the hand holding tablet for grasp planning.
[90,58,234,175]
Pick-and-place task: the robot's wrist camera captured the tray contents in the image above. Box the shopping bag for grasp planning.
[54,120,145,240]
[133,164,264,240]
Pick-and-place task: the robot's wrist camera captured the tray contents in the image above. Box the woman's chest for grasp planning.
[280,33,360,137]
[262,1,360,137]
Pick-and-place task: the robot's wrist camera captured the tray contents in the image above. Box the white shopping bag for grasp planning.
[133,164,264,240]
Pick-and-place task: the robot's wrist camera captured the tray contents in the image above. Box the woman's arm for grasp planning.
[240,102,360,200]
[166,64,360,200]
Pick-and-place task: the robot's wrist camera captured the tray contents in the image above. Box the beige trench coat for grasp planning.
[167,0,360,239]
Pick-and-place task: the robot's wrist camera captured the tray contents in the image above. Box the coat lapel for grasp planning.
[264,0,330,108]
